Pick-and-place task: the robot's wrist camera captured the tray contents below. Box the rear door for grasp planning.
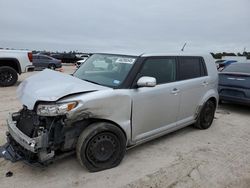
[176,56,208,124]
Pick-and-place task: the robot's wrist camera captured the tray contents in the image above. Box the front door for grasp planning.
[131,57,180,142]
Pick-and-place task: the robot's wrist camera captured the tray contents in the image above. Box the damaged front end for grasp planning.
[0,106,85,166]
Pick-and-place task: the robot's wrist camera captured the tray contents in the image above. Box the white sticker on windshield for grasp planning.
[115,58,135,64]
[113,80,120,84]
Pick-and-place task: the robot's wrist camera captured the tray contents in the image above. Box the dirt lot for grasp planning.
[0,66,250,188]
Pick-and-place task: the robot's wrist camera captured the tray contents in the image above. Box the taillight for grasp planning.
[28,52,33,62]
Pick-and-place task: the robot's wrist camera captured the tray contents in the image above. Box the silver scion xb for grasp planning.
[0,53,218,172]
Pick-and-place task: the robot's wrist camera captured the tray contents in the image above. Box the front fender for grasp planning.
[62,90,132,142]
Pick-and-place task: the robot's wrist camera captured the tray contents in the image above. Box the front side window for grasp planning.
[139,57,176,84]
[178,57,206,80]
[74,54,137,88]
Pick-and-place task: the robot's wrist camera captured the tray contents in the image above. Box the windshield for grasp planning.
[73,54,137,88]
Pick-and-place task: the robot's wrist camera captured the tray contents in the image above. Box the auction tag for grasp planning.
[115,58,135,64]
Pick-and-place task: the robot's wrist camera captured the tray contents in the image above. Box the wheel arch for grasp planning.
[195,90,218,120]
[199,89,218,108]
[81,118,128,145]
[0,58,21,74]
[208,97,217,108]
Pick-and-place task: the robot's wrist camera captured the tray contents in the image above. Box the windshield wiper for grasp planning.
[82,79,102,86]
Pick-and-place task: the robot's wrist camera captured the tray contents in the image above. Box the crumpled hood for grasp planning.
[17,69,110,109]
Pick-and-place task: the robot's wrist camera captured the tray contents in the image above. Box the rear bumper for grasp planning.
[25,65,35,72]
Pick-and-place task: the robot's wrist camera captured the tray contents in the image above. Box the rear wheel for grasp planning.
[48,64,56,70]
[0,66,18,87]
[76,122,126,172]
[194,100,216,129]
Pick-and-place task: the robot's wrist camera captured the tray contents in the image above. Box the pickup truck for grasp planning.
[0,49,34,86]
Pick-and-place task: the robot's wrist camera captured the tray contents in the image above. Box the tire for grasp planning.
[194,100,216,129]
[76,122,126,172]
[0,66,18,87]
[48,64,56,70]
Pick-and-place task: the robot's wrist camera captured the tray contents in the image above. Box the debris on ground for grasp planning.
[5,171,13,177]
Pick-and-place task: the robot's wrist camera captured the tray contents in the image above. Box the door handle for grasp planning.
[171,88,180,95]
[202,81,208,86]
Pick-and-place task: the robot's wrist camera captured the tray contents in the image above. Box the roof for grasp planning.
[141,52,211,57]
[95,51,212,58]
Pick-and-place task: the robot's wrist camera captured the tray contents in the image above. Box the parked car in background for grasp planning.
[33,54,62,70]
[0,53,218,172]
[51,53,81,63]
[0,49,33,86]
[218,63,250,105]
[75,56,89,69]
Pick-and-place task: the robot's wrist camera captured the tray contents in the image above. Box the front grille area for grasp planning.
[15,109,38,137]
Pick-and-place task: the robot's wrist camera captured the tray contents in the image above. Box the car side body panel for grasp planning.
[61,90,133,144]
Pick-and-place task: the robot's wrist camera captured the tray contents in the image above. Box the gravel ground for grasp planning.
[0,66,250,188]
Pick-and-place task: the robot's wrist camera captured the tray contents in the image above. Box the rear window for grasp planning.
[223,64,250,74]
[178,57,207,80]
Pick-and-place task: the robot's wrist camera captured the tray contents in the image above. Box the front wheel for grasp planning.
[194,100,216,129]
[76,122,126,172]
[0,66,18,87]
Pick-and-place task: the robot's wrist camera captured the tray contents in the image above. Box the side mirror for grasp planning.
[137,76,156,87]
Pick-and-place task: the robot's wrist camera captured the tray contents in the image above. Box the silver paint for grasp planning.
[15,54,218,148]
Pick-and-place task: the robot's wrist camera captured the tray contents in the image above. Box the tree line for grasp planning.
[211,52,250,59]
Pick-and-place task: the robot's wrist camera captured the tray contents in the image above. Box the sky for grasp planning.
[0,0,249,54]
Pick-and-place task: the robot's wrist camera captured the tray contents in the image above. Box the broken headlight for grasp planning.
[36,102,77,116]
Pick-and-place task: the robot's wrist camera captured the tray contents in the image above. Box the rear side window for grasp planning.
[178,57,207,80]
[139,57,176,84]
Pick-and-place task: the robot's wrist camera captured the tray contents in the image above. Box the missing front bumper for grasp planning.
[0,112,76,166]
[6,113,47,153]
[0,113,51,165]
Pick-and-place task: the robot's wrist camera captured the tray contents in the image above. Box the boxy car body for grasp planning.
[0,53,218,171]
